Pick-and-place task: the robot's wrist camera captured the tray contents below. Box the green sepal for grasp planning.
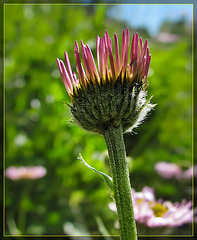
[78,154,113,190]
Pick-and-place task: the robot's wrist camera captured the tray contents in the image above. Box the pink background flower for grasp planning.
[109,186,195,228]
[5,166,47,180]
[154,161,182,179]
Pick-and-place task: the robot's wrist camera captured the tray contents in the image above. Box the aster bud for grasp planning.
[57,28,154,134]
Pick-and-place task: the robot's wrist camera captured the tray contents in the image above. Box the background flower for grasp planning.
[154,161,197,180]
[109,187,195,228]
[154,161,182,179]
[5,166,47,180]
[147,199,195,228]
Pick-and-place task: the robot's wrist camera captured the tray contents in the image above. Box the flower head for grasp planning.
[57,28,154,134]
[154,161,182,179]
[109,187,196,228]
[154,162,197,180]
[147,199,195,228]
[5,166,47,180]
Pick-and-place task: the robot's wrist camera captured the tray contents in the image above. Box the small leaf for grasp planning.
[78,153,113,190]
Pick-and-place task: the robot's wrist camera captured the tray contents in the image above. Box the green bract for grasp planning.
[71,73,154,134]
[57,28,154,134]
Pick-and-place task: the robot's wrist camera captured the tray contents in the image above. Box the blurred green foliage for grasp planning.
[5,4,193,238]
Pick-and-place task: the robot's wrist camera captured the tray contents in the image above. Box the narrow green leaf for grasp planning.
[78,153,113,190]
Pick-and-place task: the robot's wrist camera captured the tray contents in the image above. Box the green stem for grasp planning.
[104,124,137,240]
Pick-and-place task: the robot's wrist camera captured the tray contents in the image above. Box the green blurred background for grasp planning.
[5,3,193,238]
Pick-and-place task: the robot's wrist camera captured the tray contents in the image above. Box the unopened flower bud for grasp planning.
[57,28,155,134]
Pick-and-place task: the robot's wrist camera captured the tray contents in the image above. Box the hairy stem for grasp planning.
[104,124,137,240]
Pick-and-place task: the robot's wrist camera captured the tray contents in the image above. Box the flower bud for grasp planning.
[57,28,155,134]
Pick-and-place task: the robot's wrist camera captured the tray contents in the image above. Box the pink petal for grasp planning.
[96,36,101,75]
[129,34,135,75]
[133,33,139,73]
[105,30,116,79]
[144,48,151,78]
[99,37,105,79]
[72,71,78,84]
[140,37,143,52]
[130,34,135,65]
[86,44,99,78]
[138,39,148,71]
[114,33,120,73]
[121,29,125,68]
[57,58,72,94]
[74,41,86,86]
[81,40,92,78]
[64,51,75,85]
[102,35,109,77]
[123,27,130,70]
